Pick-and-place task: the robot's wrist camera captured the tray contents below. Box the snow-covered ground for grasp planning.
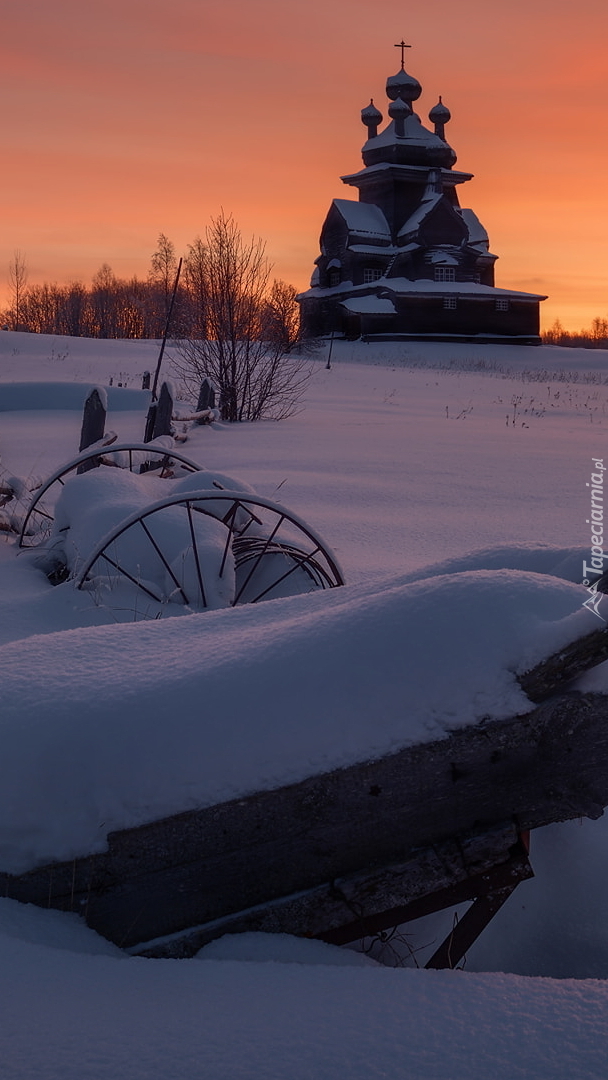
[1,330,608,1078]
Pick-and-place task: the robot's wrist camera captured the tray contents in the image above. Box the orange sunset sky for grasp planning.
[1,0,607,331]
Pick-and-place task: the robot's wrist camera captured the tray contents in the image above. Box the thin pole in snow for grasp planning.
[326,330,335,370]
[151,258,183,401]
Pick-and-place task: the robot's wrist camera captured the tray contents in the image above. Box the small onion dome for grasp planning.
[429,96,451,125]
[361,99,383,138]
[386,67,422,103]
[429,96,451,140]
[388,95,411,136]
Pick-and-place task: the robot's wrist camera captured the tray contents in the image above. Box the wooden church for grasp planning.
[298,48,546,345]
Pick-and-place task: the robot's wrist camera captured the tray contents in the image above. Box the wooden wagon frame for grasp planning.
[2,628,608,968]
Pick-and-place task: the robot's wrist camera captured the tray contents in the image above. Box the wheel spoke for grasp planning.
[218,500,239,578]
[139,518,190,605]
[98,552,164,603]
[233,512,285,605]
[186,501,207,607]
[244,545,323,604]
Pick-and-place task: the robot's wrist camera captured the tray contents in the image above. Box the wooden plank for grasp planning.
[1,691,607,949]
[319,836,533,949]
[132,824,529,958]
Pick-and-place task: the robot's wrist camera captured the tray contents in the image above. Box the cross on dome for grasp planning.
[393,39,412,69]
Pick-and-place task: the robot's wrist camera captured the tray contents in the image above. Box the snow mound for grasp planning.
[0,898,122,958]
[195,932,379,967]
[0,381,150,412]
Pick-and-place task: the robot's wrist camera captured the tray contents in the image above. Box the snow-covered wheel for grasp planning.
[18,442,203,548]
[73,490,344,610]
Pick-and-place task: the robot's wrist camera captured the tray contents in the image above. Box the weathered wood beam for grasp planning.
[518,628,608,702]
[319,833,532,950]
[1,690,607,950]
[424,881,521,970]
[131,825,531,959]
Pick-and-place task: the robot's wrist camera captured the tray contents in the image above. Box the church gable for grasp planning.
[398,194,468,248]
[417,199,469,248]
[319,203,350,261]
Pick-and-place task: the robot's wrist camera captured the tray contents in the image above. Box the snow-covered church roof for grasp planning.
[341,296,396,315]
[363,112,449,157]
[331,199,391,242]
[460,208,491,252]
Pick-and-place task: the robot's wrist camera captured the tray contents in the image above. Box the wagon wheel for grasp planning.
[73,490,344,610]
[18,443,204,548]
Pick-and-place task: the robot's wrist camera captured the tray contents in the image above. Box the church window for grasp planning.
[363,268,383,283]
[496,298,509,311]
[435,267,456,282]
[443,297,457,310]
[329,269,340,287]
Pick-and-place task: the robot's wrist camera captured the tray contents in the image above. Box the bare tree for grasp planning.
[148,233,178,333]
[91,263,117,337]
[60,282,90,337]
[171,213,312,421]
[262,279,303,354]
[149,233,177,296]
[8,250,28,330]
[183,237,208,337]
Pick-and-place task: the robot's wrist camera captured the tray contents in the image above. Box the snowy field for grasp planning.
[1,330,608,1078]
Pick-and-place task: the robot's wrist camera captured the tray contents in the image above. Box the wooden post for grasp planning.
[142,371,151,390]
[196,378,215,411]
[152,381,174,439]
[326,330,335,370]
[77,388,106,474]
[143,404,157,444]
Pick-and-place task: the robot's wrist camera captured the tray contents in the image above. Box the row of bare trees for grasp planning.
[4,239,175,337]
[4,216,313,421]
[2,229,302,353]
[542,318,608,349]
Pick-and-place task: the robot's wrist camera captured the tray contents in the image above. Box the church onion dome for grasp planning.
[387,95,411,137]
[361,99,383,138]
[429,97,451,124]
[386,67,422,103]
[429,96,451,140]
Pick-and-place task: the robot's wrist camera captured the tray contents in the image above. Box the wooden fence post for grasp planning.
[152,381,174,440]
[196,378,215,411]
[77,387,107,474]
